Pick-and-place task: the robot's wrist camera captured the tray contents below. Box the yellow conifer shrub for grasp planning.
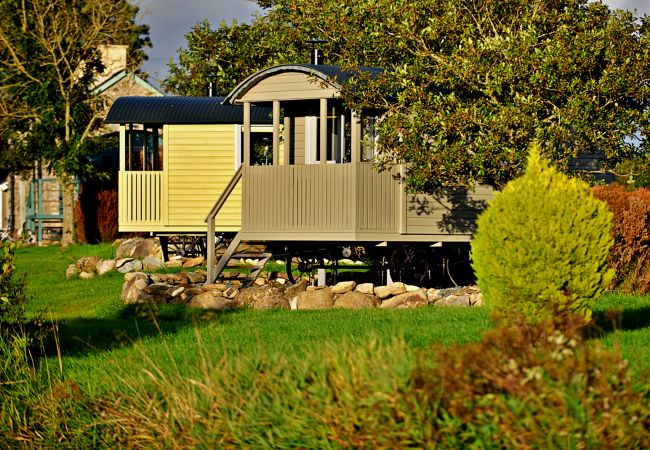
[471,143,614,325]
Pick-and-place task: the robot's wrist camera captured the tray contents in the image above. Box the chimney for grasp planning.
[308,39,326,65]
[207,74,217,97]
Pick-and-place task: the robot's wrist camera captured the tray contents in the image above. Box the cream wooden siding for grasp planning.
[167,124,240,231]
[292,117,306,164]
[406,185,493,235]
[240,72,339,102]
[242,163,400,236]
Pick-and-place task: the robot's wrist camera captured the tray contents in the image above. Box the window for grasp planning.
[361,116,378,162]
[237,128,274,167]
[125,125,163,171]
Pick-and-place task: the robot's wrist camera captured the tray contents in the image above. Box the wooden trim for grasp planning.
[283,116,291,165]
[243,102,251,166]
[162,124,169,226]
[351,111,360,163]
[273,100,280,166]
[319,98,327,165]
[119,126,126,171]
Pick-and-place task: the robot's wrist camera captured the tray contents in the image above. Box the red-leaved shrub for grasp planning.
[592,184,650,293]
[96,188,118,242]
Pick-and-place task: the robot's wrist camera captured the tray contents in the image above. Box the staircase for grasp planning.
[207,233,272,288]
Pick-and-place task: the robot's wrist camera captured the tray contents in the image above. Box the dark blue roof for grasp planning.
[105,96,272,125]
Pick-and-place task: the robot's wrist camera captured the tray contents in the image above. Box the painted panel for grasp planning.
[118,171,163,227]
[242,163,400,236]
[406,186,493,235]
[240,72,339,102]
[166,124,241,230]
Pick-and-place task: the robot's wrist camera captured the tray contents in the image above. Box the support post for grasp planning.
[351,110,361,163]
[207,218,216,283]
[273,100,280,166]
[320,98,327,164]
[243,101,251,166]
[283,116,292,165]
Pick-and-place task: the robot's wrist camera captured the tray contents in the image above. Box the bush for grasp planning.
[412,320,650,448]
[471,143,613,325]
[592,184,650,293]
[75,182,119,243]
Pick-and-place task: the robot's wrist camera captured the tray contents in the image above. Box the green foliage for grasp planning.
[471,143,614,325]
[166,0,650,190]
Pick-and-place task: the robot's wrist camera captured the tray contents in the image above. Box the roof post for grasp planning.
[273,100,280,166]
[283,115,292,165]
[351,110,361,163]
[320,98,327,164]
[243,101,251,166]
[119,125,126,171]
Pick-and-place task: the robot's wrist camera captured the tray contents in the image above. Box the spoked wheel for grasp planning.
[167,235,206,258]
[286,254,323,284]
[389,245,430,286]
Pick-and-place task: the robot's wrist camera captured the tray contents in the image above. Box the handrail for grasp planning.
[205,165,243,222]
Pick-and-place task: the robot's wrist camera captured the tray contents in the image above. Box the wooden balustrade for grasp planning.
[118,171,165,228]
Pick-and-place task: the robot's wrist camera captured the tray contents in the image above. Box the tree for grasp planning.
[0,0,150,245]
[167,0,650,191]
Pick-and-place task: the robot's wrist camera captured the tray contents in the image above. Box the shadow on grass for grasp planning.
[38,304,240,358]
[591,306,650,337]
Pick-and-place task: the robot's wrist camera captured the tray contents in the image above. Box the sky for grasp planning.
[137,0,650,87]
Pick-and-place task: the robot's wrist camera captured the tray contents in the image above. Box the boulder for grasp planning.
[77,256,100,274]
[472,292,484,307]
[79,271,95,280]
[435,295,471,307]
[355,283,375,295]
[124,271,148,283]
[97,259,116,276]
[185,271,206,284]
[133,278,150,291]
[333,291,375,309]
[116,258,143,274]
[183,256,205,268]
[202,283,228,292]
[66,264,80,279]
[374,282,406,300]
[380,290,428,309]
[296,287,334,310]
[223,286,240,299]
[188,292,234,310]
[426,288,443,304]
[115,237,163,260]
[142,256,165,272]
[235,284,289,310]
[285,279,309,298]
[144,283,172,296]
[164,258,183,268]
[331,280,356,294]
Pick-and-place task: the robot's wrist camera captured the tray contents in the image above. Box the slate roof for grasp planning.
[105,96,272,125]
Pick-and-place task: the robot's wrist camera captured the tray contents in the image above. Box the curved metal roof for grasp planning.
[223,64,383,104]
[105,96,272,125]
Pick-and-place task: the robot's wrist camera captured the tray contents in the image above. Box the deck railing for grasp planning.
[242,163,402,235]
[118,171,164,226]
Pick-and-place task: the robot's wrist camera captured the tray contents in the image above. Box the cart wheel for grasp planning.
[389,245,430,286]
[167,235,206,258]
[286,254,323,284]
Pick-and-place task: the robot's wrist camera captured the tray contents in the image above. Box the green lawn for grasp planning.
[14,243,650,395]
[6,243,650,447]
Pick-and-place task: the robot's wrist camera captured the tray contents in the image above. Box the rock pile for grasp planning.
[120,274,484,311]
[66,237,206,279]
